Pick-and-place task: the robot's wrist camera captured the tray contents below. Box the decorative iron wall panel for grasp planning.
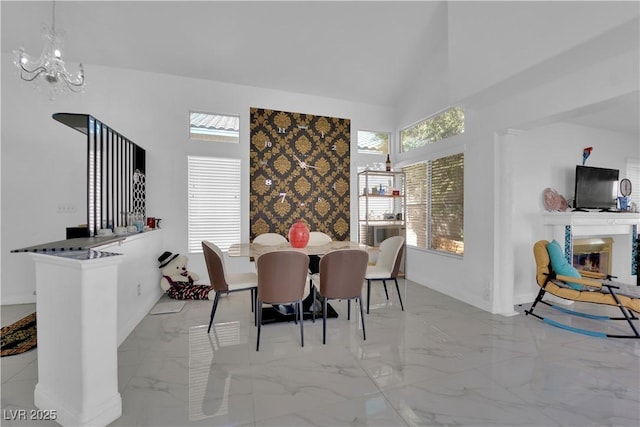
[53,113,145,236]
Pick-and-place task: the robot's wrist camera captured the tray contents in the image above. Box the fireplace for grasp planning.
[572,237,613,276]
[543,212,639,284]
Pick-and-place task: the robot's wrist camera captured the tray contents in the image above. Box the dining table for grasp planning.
[228,240,369,258]
[228,240,371,323]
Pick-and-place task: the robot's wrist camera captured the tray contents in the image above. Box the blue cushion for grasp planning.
[546,240,583,290]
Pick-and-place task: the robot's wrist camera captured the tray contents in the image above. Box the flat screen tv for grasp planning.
[573,165,619,211]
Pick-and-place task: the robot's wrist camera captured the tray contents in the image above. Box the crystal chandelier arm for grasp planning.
[19,66,48,82]
[62,65,85,92]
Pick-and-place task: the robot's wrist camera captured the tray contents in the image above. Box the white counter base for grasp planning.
[31,251,123,427]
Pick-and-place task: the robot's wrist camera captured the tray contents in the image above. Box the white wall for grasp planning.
[1,55,393,304]
[393,3,638,314]
[508,123,639,303]
[447,1,638,102]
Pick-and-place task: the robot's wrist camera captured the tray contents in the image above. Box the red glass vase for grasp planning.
[288,219,310,248]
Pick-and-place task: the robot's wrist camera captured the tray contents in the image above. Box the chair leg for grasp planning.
[253,289,258,326]
[256,299,262,351]
[382,280,389,300]
[605,286,640,338]
[347,300,351,320]
[366,279,371,314]
[208,292,220,333]
[358,296,366,341]
[312,287,317,323]
[299,300,304,347]
[394,278,404,311]
[323,297,328,344]
[524,287,546,318]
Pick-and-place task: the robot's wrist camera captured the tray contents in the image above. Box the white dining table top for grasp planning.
[228,241,370,257]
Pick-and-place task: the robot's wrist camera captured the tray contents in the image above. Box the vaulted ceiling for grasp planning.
[2,1,637,134]
[1,1,441,107]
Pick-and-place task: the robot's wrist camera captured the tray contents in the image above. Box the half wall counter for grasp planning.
[11,229,163,427]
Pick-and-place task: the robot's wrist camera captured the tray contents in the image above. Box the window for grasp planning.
[188,156,241,252]
[189,111,239,143]
[403,153,464,255]
[358,130,389,154]
[401,107,464,152]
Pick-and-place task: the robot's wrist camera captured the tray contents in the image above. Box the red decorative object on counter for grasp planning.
[288,219,310,248]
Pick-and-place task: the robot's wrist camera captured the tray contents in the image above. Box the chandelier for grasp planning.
[14,0,85,97]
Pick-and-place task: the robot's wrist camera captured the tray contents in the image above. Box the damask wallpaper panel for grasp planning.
[249,107,351,241]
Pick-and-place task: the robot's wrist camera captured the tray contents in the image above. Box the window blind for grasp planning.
[402,152,464,255]
[404,163,427,247]
[429,153,464,255]
[188,156,241,252]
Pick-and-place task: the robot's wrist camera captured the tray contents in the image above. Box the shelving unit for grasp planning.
[357,170,406,247]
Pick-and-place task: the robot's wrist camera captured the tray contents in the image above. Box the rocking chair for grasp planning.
[526,240,640,338]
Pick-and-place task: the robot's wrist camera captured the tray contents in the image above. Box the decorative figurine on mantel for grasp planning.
[582,146,592,165]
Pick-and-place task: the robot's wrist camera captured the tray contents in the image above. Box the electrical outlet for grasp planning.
[137,283,141,296]
[483,279,492,300]
[56,203,77,214]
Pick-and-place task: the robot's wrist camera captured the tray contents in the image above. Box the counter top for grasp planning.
[30,249,124,260]
[11,230,160,253]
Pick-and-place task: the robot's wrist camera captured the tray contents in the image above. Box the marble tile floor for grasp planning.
[2,281,639,427]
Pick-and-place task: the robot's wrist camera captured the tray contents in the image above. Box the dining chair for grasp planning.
[251,233,288,266]
[202,241,258,333]
[252,233,288,245]
[365,235,405,314]
[311,249,369,344]
[307,231,332,278]
[308,231,332,246]
[255,250,310,351]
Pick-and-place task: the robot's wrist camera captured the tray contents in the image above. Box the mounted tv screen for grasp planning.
[573,165,619,211]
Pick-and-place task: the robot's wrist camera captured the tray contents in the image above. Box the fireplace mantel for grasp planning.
[542,211,640,228]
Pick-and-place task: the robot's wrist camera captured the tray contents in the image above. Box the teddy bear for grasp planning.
[158,251,213,300]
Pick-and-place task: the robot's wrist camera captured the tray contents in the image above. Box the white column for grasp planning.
[493,130,520,316]
[31,251,123,427]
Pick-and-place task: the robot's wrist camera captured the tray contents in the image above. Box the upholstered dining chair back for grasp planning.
[202,240,229,292]
[256,251,309,303]
[253,233,288,245]
[308,231,332,246]
[319,249,368,300]
[375,235,405,276]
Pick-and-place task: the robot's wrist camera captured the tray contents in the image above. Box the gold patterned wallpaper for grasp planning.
[249,107,351,241]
